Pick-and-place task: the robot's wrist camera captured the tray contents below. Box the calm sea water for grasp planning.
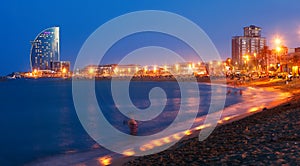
[0,79,242,165]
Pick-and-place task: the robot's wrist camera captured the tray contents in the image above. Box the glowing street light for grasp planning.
[253,53,258,71]
[62,68,67,74]
[243,54,250,70]
[276,46,282,70]
[88,67,94,74]
[276,46,282,53]
[175,64,179,72]
[274,38,282,45]
[153,65,157,73]
[114,67,119,73]
[192,63,195,69]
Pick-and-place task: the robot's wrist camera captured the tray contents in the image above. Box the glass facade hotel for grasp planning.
[30,27,60,71]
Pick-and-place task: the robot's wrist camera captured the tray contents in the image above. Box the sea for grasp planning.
[0,79,285,165]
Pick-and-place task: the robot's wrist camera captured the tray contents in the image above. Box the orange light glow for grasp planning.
[62,68,67,74]
[274,38,282,45]
[122,149,135,156]
[140,144,151,152]
[175,64,179,71]
[97,156,112,166]
[173,133,182,140]
[114,67,119,73]
[140,147,146,151]
[88,68,94,74]
[248,107,259,113]
[276,46,282,52]
[162,137,171,143]
[195,123,212,130]
[223,116,231,121]
[184,130,192,136]
[140,143,154,151]
[153,140,162,146]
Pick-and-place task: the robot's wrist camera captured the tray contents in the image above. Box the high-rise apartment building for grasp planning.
[232,25,266,69]
[30,27,60,71]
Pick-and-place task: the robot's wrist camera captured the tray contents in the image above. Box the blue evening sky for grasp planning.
[1,0,300,75]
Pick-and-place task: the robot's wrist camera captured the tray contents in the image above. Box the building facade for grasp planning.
[50,61,70,73]
[232,25,266,70]
[30,27,60,71]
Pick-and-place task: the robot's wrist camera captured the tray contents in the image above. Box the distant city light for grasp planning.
[164,65,167,71]
[276,46,282,52]
[175,64,179,71]
[88,67,94,74]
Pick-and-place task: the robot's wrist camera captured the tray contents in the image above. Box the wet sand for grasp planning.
[124,78,300,165]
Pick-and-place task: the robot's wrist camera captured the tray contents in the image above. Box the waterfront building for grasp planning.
[266,46,288,72]
[50,61,70,73]
[82,64,117,77]
[30,27,60,71]
[278,47,300,75]
[232,25,266,70]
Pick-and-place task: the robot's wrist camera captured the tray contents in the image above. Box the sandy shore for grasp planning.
[26,77,299,165]
[124,78,300,165]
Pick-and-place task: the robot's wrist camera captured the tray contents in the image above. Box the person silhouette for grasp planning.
[127,118,138,135]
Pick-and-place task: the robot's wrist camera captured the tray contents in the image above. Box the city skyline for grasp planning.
[1,0,300,75]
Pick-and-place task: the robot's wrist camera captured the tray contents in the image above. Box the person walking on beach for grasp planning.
[126,118,138,135]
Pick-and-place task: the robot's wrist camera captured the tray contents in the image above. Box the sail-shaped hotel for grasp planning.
[30,27,60,71]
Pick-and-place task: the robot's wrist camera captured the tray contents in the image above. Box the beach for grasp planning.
[124,78,300,165]
[22,77,299,165]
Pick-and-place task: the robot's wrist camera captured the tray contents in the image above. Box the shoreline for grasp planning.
[124,78,300,165]
[25,77,296,165]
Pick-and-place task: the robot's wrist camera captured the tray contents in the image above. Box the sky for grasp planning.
[1,0,300,75]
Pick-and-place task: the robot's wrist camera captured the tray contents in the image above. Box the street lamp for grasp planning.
[276,46,282,72]
[243,54,249,71]
[253,53,257,71]
[276,46,282,53]
[273,37,283,72]
[275,38,281,45]
[88,67,94,75]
